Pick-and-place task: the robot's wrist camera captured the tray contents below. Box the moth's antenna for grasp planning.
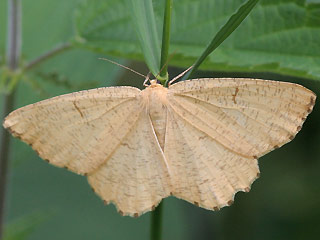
[99,58,148,79]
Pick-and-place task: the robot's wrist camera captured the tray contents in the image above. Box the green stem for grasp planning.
[158,0,172,85]
[0,0,21,239]
[24,42,72,72]
[150,202,163,240]
[150,0,172,239]
[0,93,16,240]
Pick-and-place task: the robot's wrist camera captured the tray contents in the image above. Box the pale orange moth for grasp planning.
[3,73,316,217]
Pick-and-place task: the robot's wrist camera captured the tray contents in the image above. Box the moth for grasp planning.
[3,76,316,217]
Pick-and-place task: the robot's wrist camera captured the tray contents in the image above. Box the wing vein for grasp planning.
[87,104,144,175]
[168,98,255,158]
[175,93,299,126]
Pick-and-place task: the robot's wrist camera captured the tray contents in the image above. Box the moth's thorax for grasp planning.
[141,84,168,149]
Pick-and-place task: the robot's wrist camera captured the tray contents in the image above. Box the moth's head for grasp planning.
[148,79,163,88]
[150,79,157,85]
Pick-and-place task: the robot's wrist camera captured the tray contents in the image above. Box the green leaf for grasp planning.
[159,0,173,84]
[0,66,22,94]
[127,0,161,76]
[35,71,100,91]
[3,211,51,240]
[74,0,320,81]
[184,0,259,80]
[75,0,160,76]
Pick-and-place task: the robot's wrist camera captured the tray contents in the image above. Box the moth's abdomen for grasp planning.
[142,85,168,150]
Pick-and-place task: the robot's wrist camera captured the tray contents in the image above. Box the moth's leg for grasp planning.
[143,72,152,87]
[168,65,193,86]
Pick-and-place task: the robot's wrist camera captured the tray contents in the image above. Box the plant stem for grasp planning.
[0,93,16,240]
[0,0,22,239]
[150,0,172,239]
[24,42,72,72]
[150,202,163,240]
[159,0,172,85]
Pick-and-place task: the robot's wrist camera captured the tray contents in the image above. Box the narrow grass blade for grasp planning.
[183,0,259,80]
[159,0,173,85]
[128,0,161,76]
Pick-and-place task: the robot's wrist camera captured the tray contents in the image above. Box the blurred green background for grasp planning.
[1,0,320,239]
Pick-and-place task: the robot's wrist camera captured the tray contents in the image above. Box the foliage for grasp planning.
[75,0,320,80]
[184,0,259,79]
[3,212,50,240]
